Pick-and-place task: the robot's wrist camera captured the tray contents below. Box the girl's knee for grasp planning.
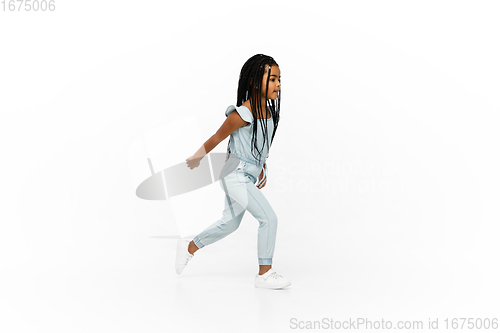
[270,212,278,226]
[221,217,242,234]
[260,212,278,228]
[227,222,241,234]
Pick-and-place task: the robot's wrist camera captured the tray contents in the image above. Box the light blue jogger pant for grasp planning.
[192,154,277,265]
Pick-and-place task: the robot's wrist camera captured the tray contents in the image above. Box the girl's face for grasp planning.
[261,65,281,100]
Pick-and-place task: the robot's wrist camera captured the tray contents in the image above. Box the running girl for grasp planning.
[178,54,290,289]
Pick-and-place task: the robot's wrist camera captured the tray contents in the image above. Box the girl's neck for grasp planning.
[242,99,271,119]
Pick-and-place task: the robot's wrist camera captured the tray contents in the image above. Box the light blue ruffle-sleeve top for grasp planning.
[225,105,275,167]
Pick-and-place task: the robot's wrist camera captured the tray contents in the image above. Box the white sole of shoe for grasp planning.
[255,281,291,289]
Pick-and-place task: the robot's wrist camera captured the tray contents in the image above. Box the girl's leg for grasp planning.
[190,168,278,275]
[259,265,272,275]
[191,172,247,251]
[233,172,278,274]
[188,240,199,255]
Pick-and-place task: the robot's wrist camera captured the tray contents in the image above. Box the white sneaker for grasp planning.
[175,238,194,274]
[255,268,291,289]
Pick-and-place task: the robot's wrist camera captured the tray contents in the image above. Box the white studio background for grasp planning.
[1,1,499,332]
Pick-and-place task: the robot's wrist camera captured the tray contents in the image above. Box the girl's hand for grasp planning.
[186,156,202,169]
[256,163,267,189]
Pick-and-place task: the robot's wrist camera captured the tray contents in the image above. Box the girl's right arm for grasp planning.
[186,111,249,169]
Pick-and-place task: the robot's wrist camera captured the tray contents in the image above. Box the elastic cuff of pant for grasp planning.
[192,236,205,249]
[258,258,272,265]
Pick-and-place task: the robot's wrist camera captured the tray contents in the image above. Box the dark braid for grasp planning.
[225,54,281,164]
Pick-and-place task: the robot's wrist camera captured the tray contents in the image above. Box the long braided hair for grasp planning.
[226,54,281,164]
